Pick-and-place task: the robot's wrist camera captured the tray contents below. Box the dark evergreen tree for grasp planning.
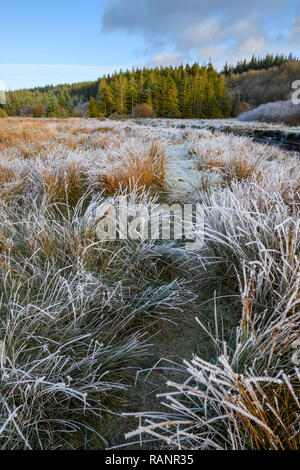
[46,94,60,117]
[97,79,113,116]
[87,97,99,117]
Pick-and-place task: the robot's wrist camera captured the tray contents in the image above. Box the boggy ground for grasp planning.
[0,117,298,450]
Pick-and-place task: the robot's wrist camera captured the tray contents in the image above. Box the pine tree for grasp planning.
[46,94,60,117]
[57,90,67,109]
[87,97,99,117]
[178,75,189,117]
[4,93,17,116]
[125,76,138,115]
[112,72,127,114]
[64,90,73,115]
[98,79,113,116]
[165,77,180,118]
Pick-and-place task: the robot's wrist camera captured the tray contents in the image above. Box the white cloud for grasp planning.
[181,19,223,48]
[238,37,267,54]
[232,20,260,38]
[144,51,188,67]
[101,0,299,68]
[288,16,300,45]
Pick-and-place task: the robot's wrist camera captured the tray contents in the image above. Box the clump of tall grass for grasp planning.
[41,161,87,208]
[0,165,14,183]
[126,348,299,449]
[126,260,299,449]
[188,133,284,181]
[98,142,165,195]
[203,180,299,302]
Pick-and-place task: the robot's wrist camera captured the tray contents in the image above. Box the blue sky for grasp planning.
[1,0,299,89]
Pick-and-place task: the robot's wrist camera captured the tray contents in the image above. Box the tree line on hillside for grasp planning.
[1,64,232,119]
[1,55,299,120]
[222,53,296,76]
[227,60,300,106]
[3,88,74,118]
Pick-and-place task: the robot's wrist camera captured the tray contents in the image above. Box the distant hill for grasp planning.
[222,53,296,76]
[227,60,300,107]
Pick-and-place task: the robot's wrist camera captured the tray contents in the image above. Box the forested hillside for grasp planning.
[2,63,232,119]
[227,60,300,107]
[2,56,299,119]
[222,53,296,76]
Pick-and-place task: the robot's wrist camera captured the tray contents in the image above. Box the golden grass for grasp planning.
[98,142,165,195]
[0,163,29,200]
[189,135,284,183]
[197,155,259,181]
[41,162,86,207]
[226,157,260,181]
[230,378,299,450]
[0,119,88,154]
[0,117,298,450]
[0,165,14,183]
[0,229,10,255]
[0,120,166,204]
[0,118,122,157]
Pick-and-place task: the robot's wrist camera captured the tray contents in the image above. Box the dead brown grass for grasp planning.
[98,142,165,195]
[0,119,57,155]
[0,165,14,183]
[197,154,260,181]
[0,118,122,156]
[229,378,299,450]
[41,162,86,207]
[226,157,260,181]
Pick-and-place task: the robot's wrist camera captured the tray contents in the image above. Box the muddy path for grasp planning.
[164,144,222,202]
